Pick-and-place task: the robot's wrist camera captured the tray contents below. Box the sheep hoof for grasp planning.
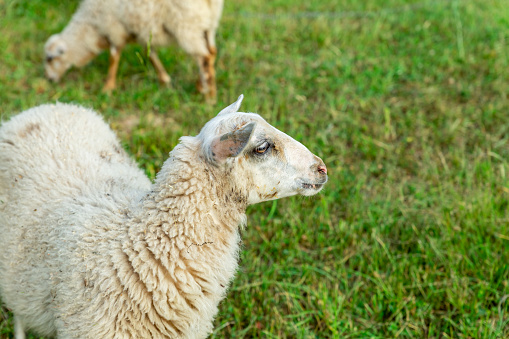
[159,74,171,87]
[102,83,115,94]
[196,80,216,104]
[205,93,217,105]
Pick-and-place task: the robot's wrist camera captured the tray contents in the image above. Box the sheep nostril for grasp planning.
[317,165,327,175]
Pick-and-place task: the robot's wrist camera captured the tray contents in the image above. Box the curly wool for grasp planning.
[0,103,244,338]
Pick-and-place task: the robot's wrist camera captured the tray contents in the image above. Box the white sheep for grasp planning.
[44,0,223,103]
[0,95,328,338]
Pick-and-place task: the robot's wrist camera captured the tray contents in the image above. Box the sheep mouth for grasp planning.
[301,177,327,191]
[302,182,324,190]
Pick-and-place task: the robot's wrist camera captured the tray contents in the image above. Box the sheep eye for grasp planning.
[46,56,53,63]
[254,141,270,154]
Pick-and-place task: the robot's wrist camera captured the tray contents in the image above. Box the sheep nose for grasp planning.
[311,157,327,175]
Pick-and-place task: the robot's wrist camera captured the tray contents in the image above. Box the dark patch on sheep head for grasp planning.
[259,191,278,200]
[209,122,256,165]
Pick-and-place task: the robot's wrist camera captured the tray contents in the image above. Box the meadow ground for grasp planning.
[1,0,509,337]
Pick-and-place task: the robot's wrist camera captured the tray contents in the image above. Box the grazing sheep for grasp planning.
[0,95,328,338]
[44,0,223,103]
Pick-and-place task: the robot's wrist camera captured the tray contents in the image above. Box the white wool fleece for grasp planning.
[0,104,241,338]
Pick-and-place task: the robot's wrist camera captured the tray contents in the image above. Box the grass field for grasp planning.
[1,0,509,337]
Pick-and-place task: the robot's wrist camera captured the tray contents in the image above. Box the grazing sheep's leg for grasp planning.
[195,32,217,104]
[14,316,26,339]
[148,50,171,86]
[195,53,216,104]
[103,45,123,93]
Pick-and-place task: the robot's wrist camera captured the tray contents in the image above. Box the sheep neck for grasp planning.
[61,19,106,67]
[138,142,248,242]
[123,141,248,328]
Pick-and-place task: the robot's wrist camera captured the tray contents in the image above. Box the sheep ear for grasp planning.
[209,121,256,164]
[217,94,244,116]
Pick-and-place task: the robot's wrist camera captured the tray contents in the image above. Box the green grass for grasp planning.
[1,0,509,337]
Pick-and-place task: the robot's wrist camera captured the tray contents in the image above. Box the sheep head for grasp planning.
[199,95,328,204]
[44,34,71,82]
[44,33,100,82]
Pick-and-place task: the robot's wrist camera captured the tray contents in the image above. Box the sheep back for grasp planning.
[0,103,151,337]
[74,0,223,54]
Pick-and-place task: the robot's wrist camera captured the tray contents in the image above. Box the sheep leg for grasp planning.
[14,316,26,339]
[148,50,171,86]
[196,53,217,104]
[195,32,217,104]
[103,45,123,93]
